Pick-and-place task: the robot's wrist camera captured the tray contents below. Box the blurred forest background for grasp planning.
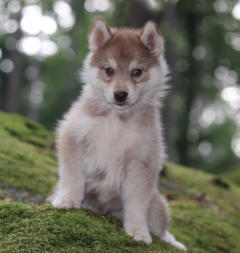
[1,0,240,175]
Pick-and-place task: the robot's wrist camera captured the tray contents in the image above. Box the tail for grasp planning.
[161,230,187,251]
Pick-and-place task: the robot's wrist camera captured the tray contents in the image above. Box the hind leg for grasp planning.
[148,190,170,237]
[148,190,187,251]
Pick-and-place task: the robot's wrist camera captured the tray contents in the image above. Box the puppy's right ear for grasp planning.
[89,18,112,51]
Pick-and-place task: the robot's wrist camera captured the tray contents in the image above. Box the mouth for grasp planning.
[105,97,138,111]
[112,100,140,111]
[112,102,132,110]
[115,101,126,106]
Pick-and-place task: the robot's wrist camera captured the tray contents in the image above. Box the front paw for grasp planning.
[125,224,152,244]
[51,194,80,209]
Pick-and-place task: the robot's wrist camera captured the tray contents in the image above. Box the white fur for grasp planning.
[50,24,186,251]
[162,231,187,251]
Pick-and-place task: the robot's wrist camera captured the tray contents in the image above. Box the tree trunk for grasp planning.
[65,0,84,106]
[176,11,200,165]
[4,27,23,112]
[161,1,180,158]
[129,0,162,28]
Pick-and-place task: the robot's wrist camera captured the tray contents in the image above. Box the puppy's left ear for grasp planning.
[140,21,164,55]
[89,18,112,51]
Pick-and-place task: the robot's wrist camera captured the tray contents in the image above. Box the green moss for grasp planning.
[1,111,240,252]
[0,111,57,196]
[164,162,240,215]
[0,111,54,147]
[223,168,240,186]
[0,202,182,253]
[171,202,240,253]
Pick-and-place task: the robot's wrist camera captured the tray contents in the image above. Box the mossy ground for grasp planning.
[0,111,240,252]
[0,111,57,198]
[224,167,240,186]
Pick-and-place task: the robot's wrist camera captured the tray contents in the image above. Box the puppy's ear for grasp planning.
[89,18,112,51]
[140,21,164,55]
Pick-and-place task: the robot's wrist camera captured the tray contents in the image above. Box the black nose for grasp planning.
[114,91,128,103]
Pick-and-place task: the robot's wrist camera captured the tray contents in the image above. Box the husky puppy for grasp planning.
[49,18,186,250]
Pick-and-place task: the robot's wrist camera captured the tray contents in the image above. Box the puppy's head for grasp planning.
[82,18,168,112]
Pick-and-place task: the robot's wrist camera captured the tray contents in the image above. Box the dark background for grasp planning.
[1,0,240,175]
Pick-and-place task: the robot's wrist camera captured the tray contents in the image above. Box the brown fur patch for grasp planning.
[136,105,155,127]
[90,170,106,181]
[118,113,130,122]
[148,191,170,236]
[84,189,122,213]
[82,97,110,117]
[89,18,112,43]
[91,29,159,80]
[57,129,78,165]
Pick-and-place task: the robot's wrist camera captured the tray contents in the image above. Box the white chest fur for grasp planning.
[81,113,140,196]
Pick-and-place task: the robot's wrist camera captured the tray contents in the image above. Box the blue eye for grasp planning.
[132,68,143,77]
[105,67,114,76]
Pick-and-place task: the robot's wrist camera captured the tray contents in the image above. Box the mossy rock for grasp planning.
[1,111,240,252]
[0,111,57,200]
